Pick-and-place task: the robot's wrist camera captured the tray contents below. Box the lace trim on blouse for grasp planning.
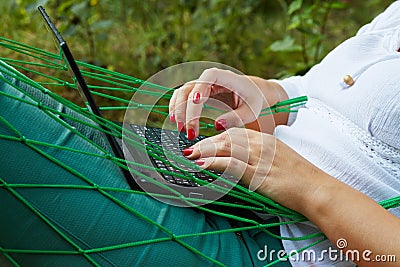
[306,98,400,179]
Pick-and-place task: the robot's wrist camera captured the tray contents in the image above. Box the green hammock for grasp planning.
[0,36,399,267]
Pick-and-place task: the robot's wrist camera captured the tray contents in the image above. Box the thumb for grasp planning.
[214,104,259,131]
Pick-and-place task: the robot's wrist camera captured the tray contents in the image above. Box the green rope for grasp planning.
[0,35,398,267]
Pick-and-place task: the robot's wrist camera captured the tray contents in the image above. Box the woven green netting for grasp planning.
[0,36,399,266]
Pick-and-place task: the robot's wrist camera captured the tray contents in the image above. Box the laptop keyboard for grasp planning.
[129,124,219,187]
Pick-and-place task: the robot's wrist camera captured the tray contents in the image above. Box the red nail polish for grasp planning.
[183,147,193,156]
[177,121,184,132]
[193,92,201,104]
[195,159,205,166]
[187,128,195,140]
[170,113,175,123]
[214,119,226,131]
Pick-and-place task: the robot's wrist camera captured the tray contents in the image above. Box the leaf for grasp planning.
[63,24,77,37]
[296,26,316,35]
[57,0,75,13]
[269,36,302,52]
[287,15,301,30]
[287,0,303,15]
[331,2,348,9]
[70,1,89,18]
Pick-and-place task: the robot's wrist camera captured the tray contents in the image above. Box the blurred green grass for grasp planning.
[0,0,393,124]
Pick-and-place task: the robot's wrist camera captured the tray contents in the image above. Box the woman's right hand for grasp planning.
[169,67,283,140]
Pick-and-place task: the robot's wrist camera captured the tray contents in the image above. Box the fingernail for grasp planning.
[183,147,193,156]
[187,128,195,140]
[177,121,185,132]
[214,119,227,131]
[193,92,201,104]
[170,113,175,123]
[195,159,205,166]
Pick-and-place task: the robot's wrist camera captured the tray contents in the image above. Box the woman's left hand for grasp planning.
[185,127,323,213]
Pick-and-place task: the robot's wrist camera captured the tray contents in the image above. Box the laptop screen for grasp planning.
[38,6,140,190]
[38,6,99,116]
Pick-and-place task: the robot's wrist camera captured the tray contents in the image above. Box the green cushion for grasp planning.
[0,63,287,266]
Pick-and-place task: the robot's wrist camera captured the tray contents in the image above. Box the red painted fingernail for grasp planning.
[214,119,227,131]
[187,128,195,140]
[183,147,193,156]
[170,113,175,123]
[193,92,201,104]
[177,121,185,132]
[195,159,205,166]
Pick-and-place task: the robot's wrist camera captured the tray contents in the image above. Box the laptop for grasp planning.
[37,6,243,207]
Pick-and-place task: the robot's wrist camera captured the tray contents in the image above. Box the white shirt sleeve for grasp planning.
[270,76,307,125]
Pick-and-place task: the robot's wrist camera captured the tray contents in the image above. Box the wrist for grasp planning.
[245,77,290,132]
[262,80,289,110]
[276,143,340,216]
[248,77,287,109]
[298,169,344,220]
[265,80,288,109]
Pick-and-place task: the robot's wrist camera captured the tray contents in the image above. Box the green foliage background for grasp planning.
[1,0,394,98]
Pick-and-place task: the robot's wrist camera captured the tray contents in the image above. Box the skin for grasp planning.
[169,68,289,137]
[169,68,400,266]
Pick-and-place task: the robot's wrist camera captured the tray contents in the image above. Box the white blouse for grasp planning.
[273,1,400,266]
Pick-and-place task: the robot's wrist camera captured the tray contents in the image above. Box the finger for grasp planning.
[208,87,238,110]
[168,89,178,123]
[186,129,252,163]
[193,68,245,95]
[185,68,241,139]
[248,168,271,192]
[185,83,211,140]
[185,84,237,139]
[214,104,258,131]
[172,83,195,132]
[194,155,270,192]
[195,156,255,182]
[209,84,233,96]
[185,72,217,139]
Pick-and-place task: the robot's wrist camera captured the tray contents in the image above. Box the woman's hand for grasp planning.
[169,68,288,140]
[184,127,321,212]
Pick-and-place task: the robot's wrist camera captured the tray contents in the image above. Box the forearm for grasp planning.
[301,171,400,266]
[245,77,289,133]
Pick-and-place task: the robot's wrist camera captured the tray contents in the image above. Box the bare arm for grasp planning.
[270,140,400,266]
[244,79,400,266]
[300,168,400,266]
